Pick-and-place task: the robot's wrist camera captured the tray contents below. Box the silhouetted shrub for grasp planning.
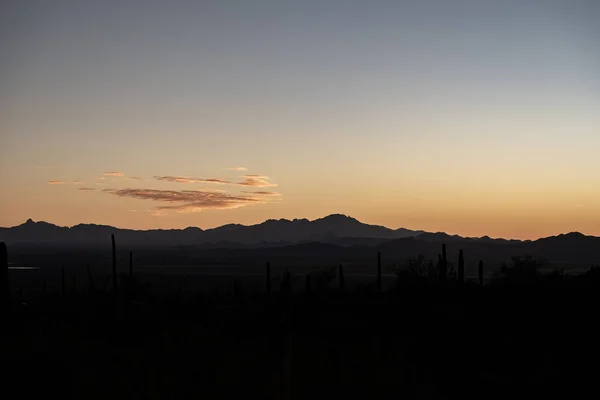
[493,255,544,284]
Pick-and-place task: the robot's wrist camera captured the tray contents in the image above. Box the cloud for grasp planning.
[154,176,232,185]
[237,175,278,187]
[104,188,263,214]
[95,182,105,186]
[48,180,65,185]
[128,176,142,180]
[153,174,276,187]
[103,172,124,177]
[196,187,228,193]
[203,178,231,184]
[78,187,96,191]
[227,166,248,171]
[72,180,84,184]
[242,191,282,196]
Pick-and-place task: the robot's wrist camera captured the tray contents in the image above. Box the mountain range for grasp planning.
[0,214,424,246]
[1,214,599,268]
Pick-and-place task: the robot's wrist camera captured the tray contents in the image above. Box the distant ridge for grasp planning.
[0,216,597,252]
[1,214,423,246]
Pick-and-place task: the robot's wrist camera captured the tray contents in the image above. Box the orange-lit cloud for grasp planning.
[242,191,282,196]
[128,176,142,180]
[48,180,65,185]
[95,182,105,186]
[237,175,278,187]
[154,176,232,184]
[227,166,248,171]
[78,187,96,191]
[153,174,277,187]
[104,188,263,213]
[103,172,124,177]
[204,178,231,184]
[72,180,84,184]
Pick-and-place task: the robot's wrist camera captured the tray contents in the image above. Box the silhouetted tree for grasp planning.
[403,255,427,277]
[313,266,337,292]
[495,255,544,284]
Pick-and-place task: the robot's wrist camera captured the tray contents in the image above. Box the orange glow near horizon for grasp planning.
[1,166,599,240]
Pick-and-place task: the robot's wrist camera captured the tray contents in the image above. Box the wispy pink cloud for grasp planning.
[237,175,278,187]
[154,176,232,185]
[78,187,96,191]
[72,180,84,185]
[104,188,263,214]
[103,172,124,177]
[227,166,248,171]
[242,191,282,196]
[128,176,142,180]
[48,180,65,185]
[95,182,105,186]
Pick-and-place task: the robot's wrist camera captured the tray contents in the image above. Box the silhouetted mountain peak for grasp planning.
[183,226,203,232]
[319,214,358,223]
[562,232,585,238]
[20,219,59,229]
[262,218,292,225]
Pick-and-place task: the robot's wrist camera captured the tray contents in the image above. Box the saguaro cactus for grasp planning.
[129,251,133,279]
[339,264,345,292]
[61,265,66,297]
[86,265,95,290]
[377,252,382,292]
[281,269,292,294]
[111,234,117,293]
[1,242,8,307]
[266,261,271,296]
[458,249,465,283]
[478,260,484,286]
[233,279,240,300]
[440,244,447,281]
[305,274,311,293]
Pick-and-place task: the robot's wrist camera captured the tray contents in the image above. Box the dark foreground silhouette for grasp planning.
[3,240,600,399]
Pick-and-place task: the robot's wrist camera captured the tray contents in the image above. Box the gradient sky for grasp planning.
[1,0,599,239]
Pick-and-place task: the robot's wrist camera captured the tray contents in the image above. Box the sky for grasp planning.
[1,0,599,239]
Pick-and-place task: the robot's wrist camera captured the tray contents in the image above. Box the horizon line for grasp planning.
[1,215,595,242]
